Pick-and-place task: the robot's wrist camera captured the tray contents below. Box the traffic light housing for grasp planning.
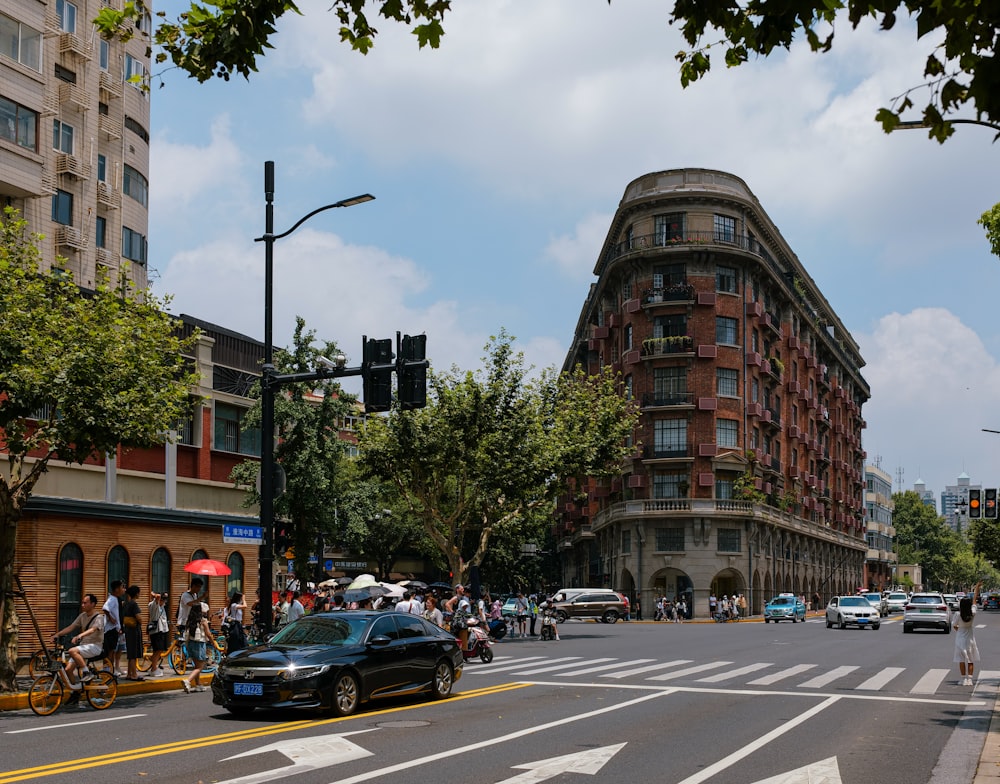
[398,333,428,410]
[274,523,295,558]
[969,489,981,518]
[362,336,394,413]
[986,489,997,519]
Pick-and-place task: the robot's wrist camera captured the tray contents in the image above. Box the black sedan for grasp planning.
[211,611,463,717]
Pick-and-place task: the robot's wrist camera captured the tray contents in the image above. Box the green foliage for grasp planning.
[891,490,961,590]
[0,207,199,691]
[94,0,451,84]
[359,330,639,583]
[229,318,358,568]
[978,203,1000,258]
[970,516,1000,568]
[670,0,1000,142]
[733,471,765,504]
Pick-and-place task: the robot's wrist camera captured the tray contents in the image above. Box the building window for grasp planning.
[716,265,737,293]
[0,14,42,71]
[125,54,148,90]
[654,419,687,457]
[653,472,687,499]
[151,548,171,595]
[123,165,148,207]
[715,478,734,499]
[214,402,261,456]
[227,552,245,596]
[175,401,197,445]
[99,38,110,70]
[624,374,633,400]
[54,63,76,83]
[51,190,73,225]
[56,0,77,33]
[655,527,685,551]
[716,316,738,345]
[751,377,759,403]
[713,214,736,243]
[97,154,107,182]
[716,418,738,448]
[653,366,686,404]
[717,368,738,397]
[624,323,632,351]
[654,314,687,338]
[122,226,147,263]
[52,119,73,154]
[652,262,685,287]
[96,216,106,248]
[58,542,83,631]
[108,545,129,586]
[124,115,150,143]
[718,528,742,552]
[654,213,685,244]
[0,97,38,150]
[621,529,631,555]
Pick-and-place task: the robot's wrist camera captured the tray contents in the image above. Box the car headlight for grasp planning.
[278,664,330,681]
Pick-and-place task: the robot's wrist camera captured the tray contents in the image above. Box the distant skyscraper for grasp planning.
[913,478,937,513]
[942,473,976,533]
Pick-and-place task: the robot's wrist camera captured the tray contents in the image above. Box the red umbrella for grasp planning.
[184,558,231,576]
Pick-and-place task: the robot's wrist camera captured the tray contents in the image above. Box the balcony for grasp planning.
[58,82,89,112]
[100,69,124,98]
[641,336,693,357]
[55,153,90,179]
[59,32,92,59]
[763,407,781,427]
[643,283,695,304]
[99,113,123,140]
[643,444,694,461]
[600,229,769,276]
[641,392,694,408]
[54,226,86,250]
[97,181,121,209]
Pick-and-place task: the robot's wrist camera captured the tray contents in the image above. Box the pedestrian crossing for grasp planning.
[466,655,987,696]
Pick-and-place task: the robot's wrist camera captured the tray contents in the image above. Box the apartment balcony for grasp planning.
[99,113,123,140]
[641,336,693,357]
[97,182,121,209]
[55,153,90,179]
[600,230,769,276]
[643,283,695,305]
[95,247,116,267]
[59,32,92,59]
[100,69,124,98]
[763,311,783,338]
[572,524,594,543]
[641,392,695,409]
[58,82,89,112]
[642,444,694,462]
[762,407,781,428]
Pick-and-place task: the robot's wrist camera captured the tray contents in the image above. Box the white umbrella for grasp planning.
[317,578,340,588]
[347,574,379,590]
[379,582,406,599]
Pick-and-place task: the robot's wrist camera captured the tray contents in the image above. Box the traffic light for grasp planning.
[398,333,428,410]
[362,336,394,413]
[986,489,998,519]
[969,488,981,518]
[274,524,295,558]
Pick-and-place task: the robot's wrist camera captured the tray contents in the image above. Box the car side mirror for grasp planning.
[367,635,392,648]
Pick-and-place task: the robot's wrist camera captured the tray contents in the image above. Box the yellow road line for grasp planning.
[0,683,529,783]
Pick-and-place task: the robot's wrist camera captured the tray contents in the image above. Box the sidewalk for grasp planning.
[0,669,211,712]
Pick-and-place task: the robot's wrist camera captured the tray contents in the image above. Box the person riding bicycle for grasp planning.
[50,593,105,688]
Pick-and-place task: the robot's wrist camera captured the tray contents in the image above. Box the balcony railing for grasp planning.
[602,230,767,272]
[641,392,694,408]
[643,283,694,304]
[642,444,693,460]
[641,336,694,356]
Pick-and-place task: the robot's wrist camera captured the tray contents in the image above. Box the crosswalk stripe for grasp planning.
[856,667,905,690]
[911,669,950,694]
[513,657,616,676]
[465,656,551,674]
[797,665,859,688]
[696,662,773,683]
[647,661,734,682]
[556,659,656,677]
[747,663,816,685]
[601,659,693,679]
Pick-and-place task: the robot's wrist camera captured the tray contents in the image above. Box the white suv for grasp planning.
[903,593,951,634]
[825,596,880,629]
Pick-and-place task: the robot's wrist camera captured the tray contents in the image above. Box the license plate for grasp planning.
[920,609,932,613]
[857,618,867,623]
[234,682,263,696]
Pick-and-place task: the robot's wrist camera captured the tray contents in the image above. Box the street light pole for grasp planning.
[255,161,374,634]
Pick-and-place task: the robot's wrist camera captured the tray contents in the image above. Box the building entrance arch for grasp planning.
[710,568,746,603]
[651,567,693,618]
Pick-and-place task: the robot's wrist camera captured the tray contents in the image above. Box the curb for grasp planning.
[0,672,214,712]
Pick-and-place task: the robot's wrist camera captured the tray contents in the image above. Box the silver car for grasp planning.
[825,596,880,630]
[886,592,909,613]
[903,593,951,634]
[862,592,888,617]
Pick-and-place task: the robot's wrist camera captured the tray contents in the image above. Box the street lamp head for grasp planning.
[316,354,347,371]
[337,194,375,209]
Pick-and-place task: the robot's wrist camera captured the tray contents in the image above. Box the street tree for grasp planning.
[970,515,1000,570]
[0,209,199,692]
[979,203,1000,259]
[95,1,1000,141]
[230,318,358,580]
[359,330,639,585]
[891,490,959,590]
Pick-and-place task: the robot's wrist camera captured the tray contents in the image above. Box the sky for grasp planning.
[148,0,1000,504]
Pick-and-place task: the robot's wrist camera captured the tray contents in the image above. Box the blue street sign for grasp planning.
[223,524,264,545]
[308,555,318,565]
[325,560,334,571]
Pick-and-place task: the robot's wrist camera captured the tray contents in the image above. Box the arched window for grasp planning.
[58,543,84,631]
[191,549,208,562]
[152,548,171,595]
[107,545,129,588]
[226,552,244,597]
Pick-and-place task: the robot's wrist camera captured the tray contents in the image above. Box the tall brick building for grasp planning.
[559,169,870,617]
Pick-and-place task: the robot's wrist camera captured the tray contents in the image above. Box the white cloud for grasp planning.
[150,115,243,211]
[544,213,613,280]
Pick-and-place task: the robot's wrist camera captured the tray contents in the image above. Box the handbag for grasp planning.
[146,620,157,635]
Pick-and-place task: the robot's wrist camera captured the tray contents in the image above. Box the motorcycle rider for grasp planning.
[537,594,561,641]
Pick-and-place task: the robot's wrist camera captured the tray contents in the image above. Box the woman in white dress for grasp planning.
[954,585,982,686]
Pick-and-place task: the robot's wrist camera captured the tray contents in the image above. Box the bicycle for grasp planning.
[28,647,113,678]
[28,647,117,716]
[137,631,224,675]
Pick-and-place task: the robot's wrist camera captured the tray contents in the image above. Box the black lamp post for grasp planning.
[255,160,373,633]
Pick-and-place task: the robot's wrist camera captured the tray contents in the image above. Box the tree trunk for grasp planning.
[0,492,22,692]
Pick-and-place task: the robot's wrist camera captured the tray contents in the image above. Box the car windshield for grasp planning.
[864,595,881,603]
[910,596,941,605]
[770,598,794,606]
[889,594,907,601]
[269,616,369,646]
[840,597,869,607]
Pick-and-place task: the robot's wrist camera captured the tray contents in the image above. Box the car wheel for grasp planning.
[872,624,880,630]
[225,705,256,716]
[331,671,360,717]
[432,660,454,700]
[904,623,913,633]
[603,611,619,624]
[944,625,951,634]
[556,611,568,624]
[764,618,770,623]
[791,617,797,623]
[826,617,832,628]
[839,616,847,630]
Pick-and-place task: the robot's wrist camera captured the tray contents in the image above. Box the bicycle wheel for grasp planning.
[85,671,117,710]
[215,633,227,654]
[169,644,187,675]
[28,649,53,678]
[136,643,153,672]
[204,643,221,671]
[28,674,64,716]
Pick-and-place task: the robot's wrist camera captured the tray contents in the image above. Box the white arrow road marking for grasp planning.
[216,729,377,784]
[495,743,627,784]
[749,756,842,784]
